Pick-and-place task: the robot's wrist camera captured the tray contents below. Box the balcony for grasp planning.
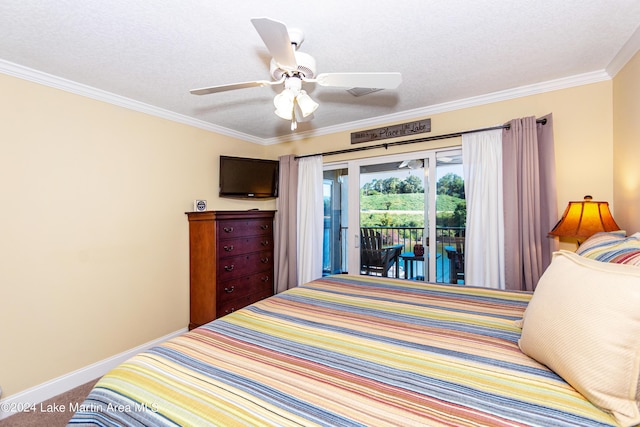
[323,225,465,284]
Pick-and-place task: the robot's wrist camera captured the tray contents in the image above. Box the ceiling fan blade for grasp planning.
[251,17,297,72]
[311,72,402,89]
[190,78,283,95]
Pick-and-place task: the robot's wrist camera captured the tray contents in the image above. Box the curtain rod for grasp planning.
[294,118,547,159]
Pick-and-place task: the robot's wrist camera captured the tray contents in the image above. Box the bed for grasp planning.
[68,249,640,427]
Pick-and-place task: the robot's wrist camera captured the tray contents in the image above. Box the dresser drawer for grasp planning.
[217,219,273,238]
[218,236,273,257]
[217,288,273,318]
[217,251,273,280]
[216,271,272,304]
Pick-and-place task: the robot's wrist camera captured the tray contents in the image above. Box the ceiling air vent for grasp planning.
[347,87,384,97]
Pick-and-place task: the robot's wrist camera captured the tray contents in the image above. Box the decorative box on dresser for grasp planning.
[186,210,275,330]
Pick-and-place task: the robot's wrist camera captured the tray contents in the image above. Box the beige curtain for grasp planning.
[502,114,558,291]
[273,154,298,293]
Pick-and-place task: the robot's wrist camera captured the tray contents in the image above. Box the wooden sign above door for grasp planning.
[351,119,431,144]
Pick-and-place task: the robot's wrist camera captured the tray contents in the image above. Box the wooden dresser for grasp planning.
[186,210,275,329]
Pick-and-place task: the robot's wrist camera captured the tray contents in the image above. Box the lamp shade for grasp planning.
[295,91,318,117]
[274,89,295,120]
[549,195,620,240]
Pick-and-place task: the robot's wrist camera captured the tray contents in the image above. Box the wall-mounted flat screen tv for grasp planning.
[219,156,279,199]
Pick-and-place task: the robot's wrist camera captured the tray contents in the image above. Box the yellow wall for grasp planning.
[0,69,620,398]
[613,50,640,232]
[0,73,273,397]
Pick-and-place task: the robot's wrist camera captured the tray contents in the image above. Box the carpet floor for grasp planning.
[0,379,99,427]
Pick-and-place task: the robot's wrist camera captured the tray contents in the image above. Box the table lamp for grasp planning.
[548,195,621,244]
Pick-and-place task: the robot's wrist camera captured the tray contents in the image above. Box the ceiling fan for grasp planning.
[399,159,424,169]
[190,17,402,130]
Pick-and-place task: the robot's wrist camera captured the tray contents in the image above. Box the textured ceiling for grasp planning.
[1,1,639,144]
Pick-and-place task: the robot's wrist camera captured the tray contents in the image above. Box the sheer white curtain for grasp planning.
[297,155,324,285]
[462,129,505,289]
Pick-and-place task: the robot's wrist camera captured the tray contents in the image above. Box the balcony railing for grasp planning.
[323,225,465,284]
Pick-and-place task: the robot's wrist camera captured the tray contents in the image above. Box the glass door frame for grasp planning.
[325,147,461,281]
[322,162,349,275]
[349,150,436,281]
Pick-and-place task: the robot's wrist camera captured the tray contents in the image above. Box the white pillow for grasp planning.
[518,250,640,427]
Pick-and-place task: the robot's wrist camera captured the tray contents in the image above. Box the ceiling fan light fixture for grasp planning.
[284,76,302,93]
[274,78,317,129]
[290,99,299,130]
[274,89,294,117]
[296,90,318,118]
[275,106,293,120]
[407,159,423,169]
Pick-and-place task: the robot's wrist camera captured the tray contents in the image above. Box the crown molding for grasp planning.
[267,69,612,145]
[606,24,640,77]
[1,59,612,146]
[0,59,265,145]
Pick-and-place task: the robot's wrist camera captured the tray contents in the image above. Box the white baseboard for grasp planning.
[0,328,187,420]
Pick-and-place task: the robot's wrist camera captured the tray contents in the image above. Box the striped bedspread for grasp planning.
[68,275,616,426]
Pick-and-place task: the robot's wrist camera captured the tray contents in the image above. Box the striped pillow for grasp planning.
[576,231,640,266]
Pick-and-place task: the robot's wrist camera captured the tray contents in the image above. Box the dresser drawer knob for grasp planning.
[261,257,269,264]
[260,224,270,230]
[223,227,234,233]
[224,264,235,272]
[261,275,270,282]
[223,245,234,252]
[261,240,270,246]
[224,286,235,293]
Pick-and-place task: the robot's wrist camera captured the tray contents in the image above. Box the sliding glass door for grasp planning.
[323,148,464,283]
[322,166,348,275]
[358,157,428,279]
[434,150,465,283]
